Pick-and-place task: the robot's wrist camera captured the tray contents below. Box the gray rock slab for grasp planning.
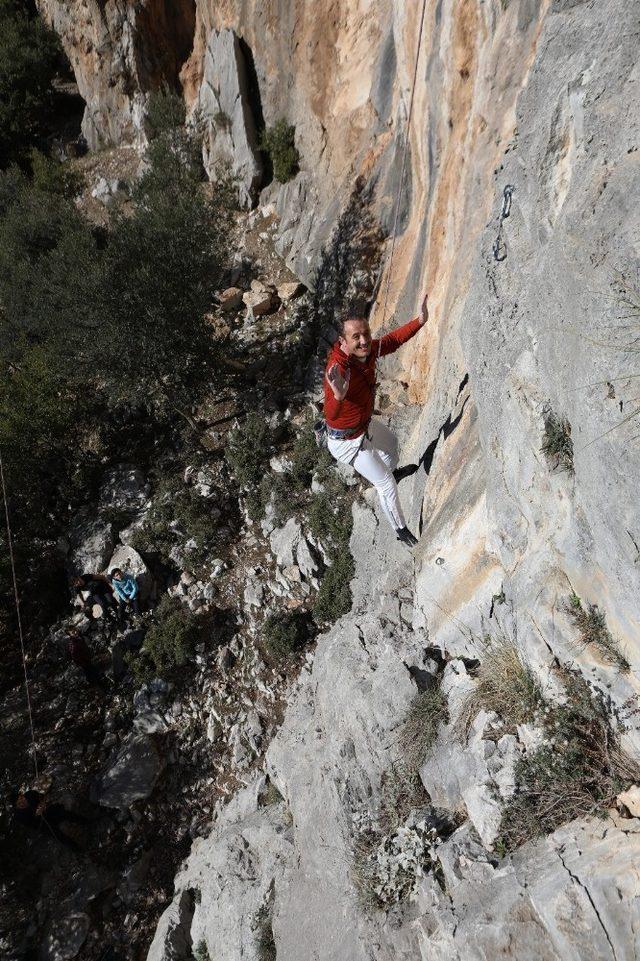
[93,733,164,810]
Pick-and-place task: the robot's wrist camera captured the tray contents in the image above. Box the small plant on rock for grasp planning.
[568,593,629,671]
[226,413,273,498]
[255,908,276,961]
[192,940,210,961]
[398,686,448,771]
[458,635,543,737]
[263,608,308,660]
[129,595,201,681]
[260,119,299,183]
[541,407,574,474]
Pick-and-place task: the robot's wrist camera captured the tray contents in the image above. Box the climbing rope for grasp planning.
[377,0,430,355]
[0,446,39,778]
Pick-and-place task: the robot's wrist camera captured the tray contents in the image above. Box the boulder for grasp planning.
[91,176,129,204]
[618,785,640,817]
[146,890,195,961]
[277,280,305,302]
[92,733,164,809]
[296,536,319,579]
[243,576,264,609]
[218,287,244,312]
[68,514,115,574]
[242,288,275,316]
[41,912,90,961]
[197,28,263,207]
[270,518,302,567]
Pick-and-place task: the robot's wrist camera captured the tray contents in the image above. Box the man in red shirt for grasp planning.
[324,294,428,546]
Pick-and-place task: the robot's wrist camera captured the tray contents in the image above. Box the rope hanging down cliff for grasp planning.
[0,446,39,778]
[377,0,429,352]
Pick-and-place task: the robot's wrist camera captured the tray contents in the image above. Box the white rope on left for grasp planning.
[0,446,39,777]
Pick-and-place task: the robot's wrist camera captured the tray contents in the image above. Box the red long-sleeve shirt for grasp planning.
[323,317,422,433]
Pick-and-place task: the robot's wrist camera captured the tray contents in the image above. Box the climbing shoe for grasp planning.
[393,464,418,483]
[396,526,418,547]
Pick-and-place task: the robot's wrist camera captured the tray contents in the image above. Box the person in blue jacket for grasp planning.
[110,567,140,625]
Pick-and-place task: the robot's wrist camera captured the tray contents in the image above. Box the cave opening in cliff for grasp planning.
[47,39,86,154]
[135,0,197,97]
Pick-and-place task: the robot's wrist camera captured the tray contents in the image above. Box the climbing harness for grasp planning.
[0,447,39,778]
[492,184,515,263]
[376,0,430,359]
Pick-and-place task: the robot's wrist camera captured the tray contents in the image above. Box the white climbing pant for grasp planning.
[327,419,407,532]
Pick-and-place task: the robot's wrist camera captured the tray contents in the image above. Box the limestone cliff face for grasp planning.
[40,0,640,958]
[36,0,196,148]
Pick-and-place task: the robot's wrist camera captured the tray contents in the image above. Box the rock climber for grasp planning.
[323,293,429,546]
[109,567,140,626]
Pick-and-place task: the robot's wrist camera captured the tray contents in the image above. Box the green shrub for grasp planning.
[260,119,299,183]
[312,549,354,624]
[307,482,352,550]
[263,420,334,524]
[541,407,574,473]
[226,414,273,491]
[130,595,201,681]
[192,939,210,961]
[146,87,186,139]
[263,609,308,660]
[568,593,629,671]
[288,423,332,491]
[30,148,84,198]
[0,0,61,167]
[131,474,225,572]
[498,672,640,851]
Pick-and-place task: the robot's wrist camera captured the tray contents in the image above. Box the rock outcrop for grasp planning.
[36,0,196,148]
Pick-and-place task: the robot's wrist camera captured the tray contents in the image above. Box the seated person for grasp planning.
[109,567,140,624]
[70,572,117,619]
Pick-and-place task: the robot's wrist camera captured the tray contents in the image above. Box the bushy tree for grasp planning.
[96,94,234,417]
[30,148,84,198]
[260,120,299,184]
[0,0,61,167]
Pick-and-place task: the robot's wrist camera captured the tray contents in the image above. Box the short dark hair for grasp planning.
[339,315,369,338]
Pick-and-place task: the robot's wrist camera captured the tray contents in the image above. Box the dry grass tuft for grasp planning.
[457,636,543,737]
[398,686,448,771]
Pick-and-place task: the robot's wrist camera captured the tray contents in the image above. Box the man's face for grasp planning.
[339,318,372,360]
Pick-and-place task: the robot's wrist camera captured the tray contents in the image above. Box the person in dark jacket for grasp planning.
[70,572,117,620]
[65,627,104,685]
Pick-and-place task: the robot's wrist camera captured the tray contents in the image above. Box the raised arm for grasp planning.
[379,293,429,357]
